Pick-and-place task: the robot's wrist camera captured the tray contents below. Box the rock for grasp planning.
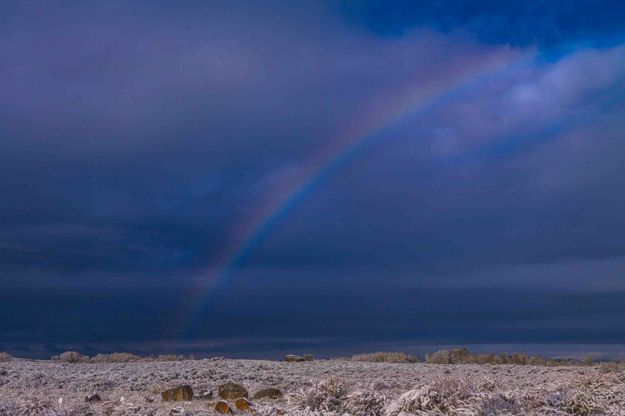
[214,400,232,414]
[85,393,101,403]
[197,389,213,400]
[253,387,283,400]
[145,395,155,403]
[303,354,314,361]
[218,381,248,399]
[162,385,193,401]
[284,354,305,362]
[235,397,252,412]
[170,406,187,416]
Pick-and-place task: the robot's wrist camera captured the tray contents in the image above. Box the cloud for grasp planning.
[1,1,625,348]
[0,2,519,275]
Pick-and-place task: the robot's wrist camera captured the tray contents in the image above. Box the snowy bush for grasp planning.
[51,351,90,363]
[16,398,60,416]
[294,378,348,413]
[352,352,419,363]
[345,390,388,416]
[385,377,481,416]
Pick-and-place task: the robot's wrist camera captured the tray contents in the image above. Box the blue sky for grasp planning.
[1,1,625,357]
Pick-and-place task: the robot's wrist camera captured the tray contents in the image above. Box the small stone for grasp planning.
[197,389,213,400]
[218,381,248,399]
[253,387,283,400]
[145,395,155,403]
[162,385,193,401]
[85,393,101,403]
[170,406,187,416]
[235,397,252,412]
[214,400,232,414]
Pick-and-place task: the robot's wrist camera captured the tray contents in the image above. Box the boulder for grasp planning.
[303,354,314,361]
[85,393,101,403]
[162,385,193,401]
[218,381,248,399]
[214,400,233,414]
[235,397,252,412]
[253,387,283,400]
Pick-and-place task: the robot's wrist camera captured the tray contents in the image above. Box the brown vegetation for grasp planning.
[351,351,419,363]
[90,352,143,363]
[50,351,190,363]
[424,347,598,366]
[0,352,12,362]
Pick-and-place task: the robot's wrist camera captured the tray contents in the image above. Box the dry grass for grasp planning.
[286,368,625,415]
[351,352,419,363]
[50,351,190,364]
[3,357,625,415]
[0,352,12,363]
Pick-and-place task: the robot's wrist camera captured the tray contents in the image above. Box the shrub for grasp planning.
[351,352,419,363]
[529,355,546,366]
[425,348,469,364]
[295,378,348,413]
[582,356,594,366]
[345,390,387,416]
[424,348,580,366]
[51,351,89,363]
[0,352,12,362]
[49,351,194,364]
[91,353,143,363]
[385,377,479,415]
[156,354,184,361]
[598,361,623,374]
[508,353,529,365]
[16,397,61,416]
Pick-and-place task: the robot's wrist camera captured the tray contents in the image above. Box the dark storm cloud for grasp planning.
[1,1,625,353]
[0,1,516,275]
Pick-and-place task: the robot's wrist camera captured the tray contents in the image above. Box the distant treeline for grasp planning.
[0,348,622,369]
[350,348,608,366]
[423,347,595,366]
[50,351,191,363]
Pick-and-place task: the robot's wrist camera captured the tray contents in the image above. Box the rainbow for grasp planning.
[179,51,529,337]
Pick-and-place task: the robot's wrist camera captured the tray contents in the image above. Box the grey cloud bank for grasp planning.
[1,1,625,357]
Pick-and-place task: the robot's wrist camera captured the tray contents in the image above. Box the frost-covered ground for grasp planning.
[1,358,624,415]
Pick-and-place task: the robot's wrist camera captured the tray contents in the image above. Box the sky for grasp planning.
[1,0,625,358]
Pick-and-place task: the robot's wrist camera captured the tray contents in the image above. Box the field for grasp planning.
[1,358,625,415]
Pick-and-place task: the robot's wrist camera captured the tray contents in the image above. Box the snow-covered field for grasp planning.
[1,358,624,415]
